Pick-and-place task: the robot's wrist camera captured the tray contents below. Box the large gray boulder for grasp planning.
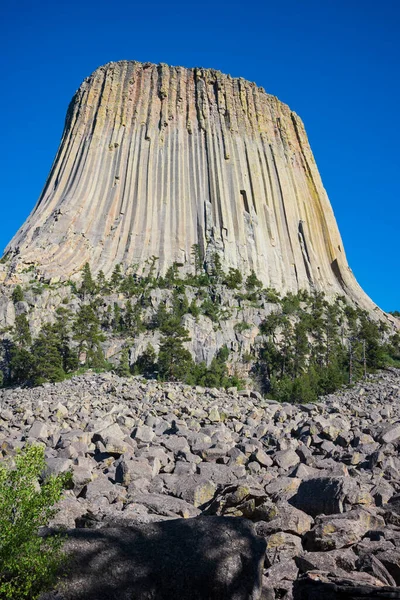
[42,517,266,600]
[290,476,370,517]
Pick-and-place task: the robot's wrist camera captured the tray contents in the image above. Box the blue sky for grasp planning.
[1,0,399,311]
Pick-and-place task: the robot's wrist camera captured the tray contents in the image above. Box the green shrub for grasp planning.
[234,321,251,333]
[245,270,263,290]
[224,268,243,289]
[11,286,24,304]
[201,298,221,322]
[0,445,70,599]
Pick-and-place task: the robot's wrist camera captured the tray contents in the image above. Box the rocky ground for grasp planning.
[2,369,400,599]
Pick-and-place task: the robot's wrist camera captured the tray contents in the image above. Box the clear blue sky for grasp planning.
[1,0,399,311]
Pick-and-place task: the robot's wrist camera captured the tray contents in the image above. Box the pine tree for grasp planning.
[11,285,24,304]
[188,299,200,318]
[53,308,79,373]
[112,303,123,332]
[96,270,108,294]
[246,270,263,290]
[120,274,138,297]
[110,264,123,290]
[224,268,243,290]
[163,263,180,288]
[158,325,193,382]
[292,320,309,378]
[172,290,189,319]
[133,344,157,377]
[324,302,341,367]
[9,347,35,384]
[125,300,144,335]
[31,325,65,384]
[116,347,131,377]
[13,314,32,348]
[72,304,105,368]
[191,244,203,276]
[80,263,96,299]
[210,253,224,282]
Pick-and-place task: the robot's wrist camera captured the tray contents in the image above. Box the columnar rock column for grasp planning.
[5,60,375,308]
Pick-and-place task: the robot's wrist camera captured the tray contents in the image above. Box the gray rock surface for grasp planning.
[41,517,265,600]
[3,61,376,315]
[1,367,400,599]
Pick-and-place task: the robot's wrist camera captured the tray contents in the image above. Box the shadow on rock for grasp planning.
[41,516,266,600]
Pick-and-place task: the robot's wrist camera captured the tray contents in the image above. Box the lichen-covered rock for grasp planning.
[304,508,385,551]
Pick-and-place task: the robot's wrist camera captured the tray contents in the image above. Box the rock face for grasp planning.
[4,60,373,306]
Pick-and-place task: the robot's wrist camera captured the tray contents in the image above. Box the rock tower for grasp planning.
[4,61,375,308]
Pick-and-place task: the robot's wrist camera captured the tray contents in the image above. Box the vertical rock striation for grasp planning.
[5,61,375,307]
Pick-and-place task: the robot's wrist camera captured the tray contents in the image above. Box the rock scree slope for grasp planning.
[2,368,400,598]
[4,60,374,309]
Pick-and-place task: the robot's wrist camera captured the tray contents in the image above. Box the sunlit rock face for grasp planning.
[5,60,374,307]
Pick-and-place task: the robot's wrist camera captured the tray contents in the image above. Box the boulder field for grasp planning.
[2,369,400,598]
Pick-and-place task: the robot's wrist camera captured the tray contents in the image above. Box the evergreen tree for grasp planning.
[13,314,32,348]
[110,264,123,290]
[116,347,131,377]
[120,274,139,297]
[11,285,24,304]
[201,298,221,322]
[279,317,294,377]
[281,292,301,315]
[210,253,224,282]
[125,300,144,335]
[31,326,65,384]
[188,299,200,319]
[96,270,109,294]
[9,347,35,384]
[172,290,189,319]
[191,244,203,276]
[292,320,309,377]
[224,268,243,290]
[324,302,341,367]
[358,314,387,370]
[196,346,235,388]
[158,326,193,382]
[72,304,106,368]
[112,303,123,333]
[246,270,263,290]
[163,263,180,288]
[133,344,157,377]
[143,256,159,286]
[53,308,79,373]
[80,263,96,299]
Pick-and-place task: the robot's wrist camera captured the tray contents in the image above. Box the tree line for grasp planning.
[1,253,399,401]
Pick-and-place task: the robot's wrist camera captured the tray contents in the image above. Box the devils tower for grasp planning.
[4,60,374,308]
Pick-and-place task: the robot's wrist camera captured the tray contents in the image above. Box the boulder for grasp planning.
[273,449,300,470]
[293,571,400,599]
[254,500,313,536]
[295,548,357,575]
[304,508,385,551]
[263,531,303,564]
[380,423,400,444]
[41,517,266,600]
[375,549,400,585]
[290,476,368,517]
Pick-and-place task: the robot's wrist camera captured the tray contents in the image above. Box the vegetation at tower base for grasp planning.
[0,445,70,599]
[0,255,398,402]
